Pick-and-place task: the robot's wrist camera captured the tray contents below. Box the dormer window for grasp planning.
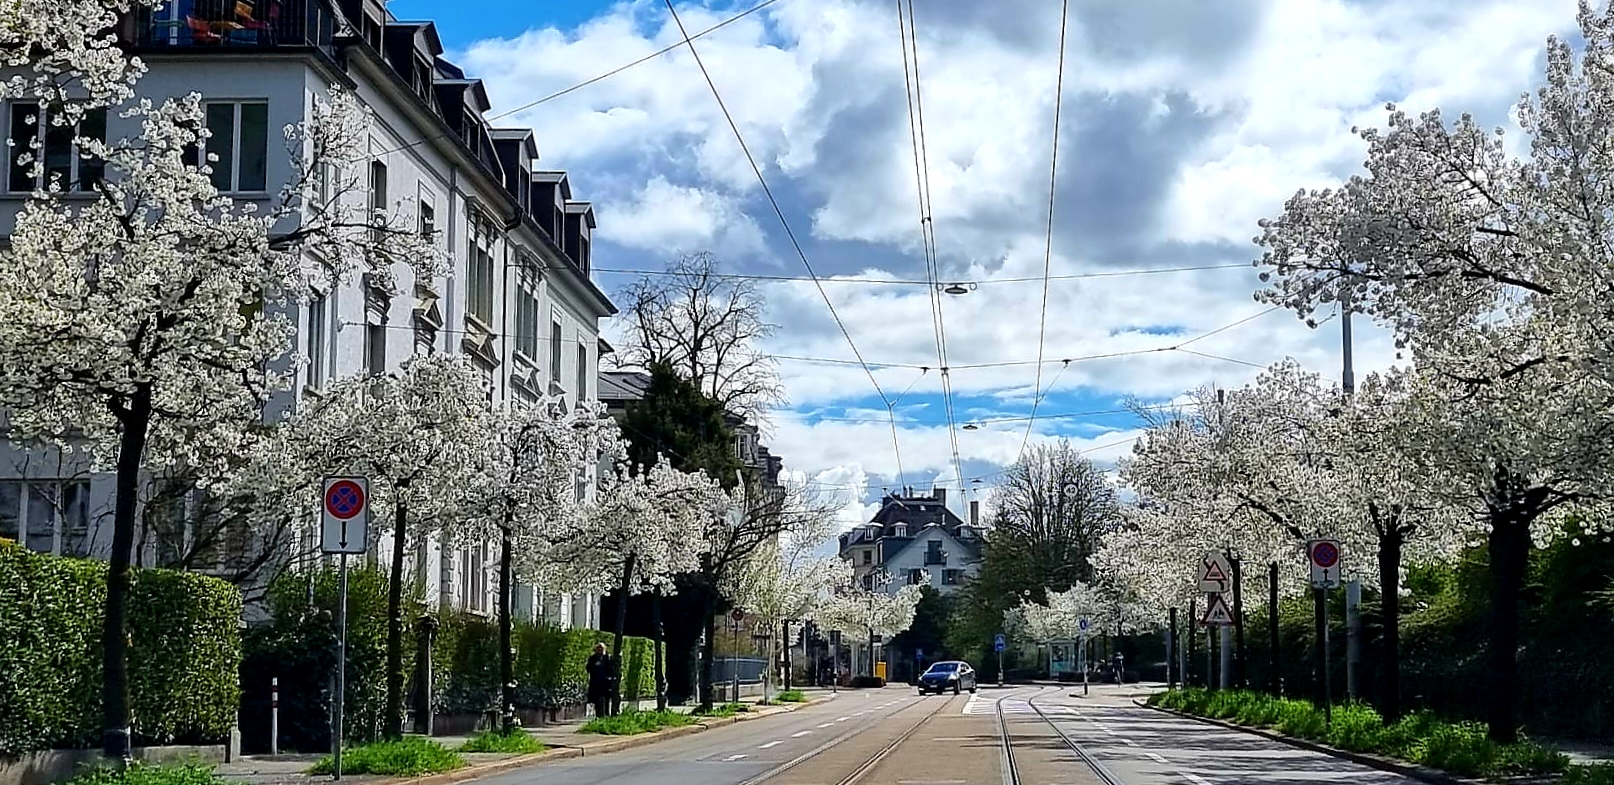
[892,524,908,538]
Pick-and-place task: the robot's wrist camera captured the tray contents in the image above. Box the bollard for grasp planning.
[271,677,279,755]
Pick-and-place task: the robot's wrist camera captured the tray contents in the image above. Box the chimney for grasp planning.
[969,500,980,526]
[933,488,946,507]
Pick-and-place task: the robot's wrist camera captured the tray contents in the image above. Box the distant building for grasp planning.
[838,488,984,596]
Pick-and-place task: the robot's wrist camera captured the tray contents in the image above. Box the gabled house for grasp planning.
[838,488,984,596]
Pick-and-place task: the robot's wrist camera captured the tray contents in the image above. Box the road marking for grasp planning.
[1120,738,1138,746]
[816,722,833,728]
[758,741,782,749]
[929,737,976,742]
[791,730,812,738]
[836,716,851,722]
[1145,753,1168,763]
[1183,774,1212,785]
[724,754,748,762]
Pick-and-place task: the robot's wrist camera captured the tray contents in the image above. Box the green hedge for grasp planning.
[0,540,242,756]
[241,567,662,752]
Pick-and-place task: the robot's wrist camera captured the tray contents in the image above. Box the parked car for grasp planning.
[917,660,977,695]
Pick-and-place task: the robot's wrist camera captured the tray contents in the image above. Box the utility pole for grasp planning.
[1341,296,1356,396]
[1346,581,1362,701]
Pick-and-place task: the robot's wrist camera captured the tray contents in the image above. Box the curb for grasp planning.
[1133,700,1481,785]
[360,697,835,785]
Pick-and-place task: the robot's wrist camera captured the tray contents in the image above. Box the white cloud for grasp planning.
[599,176,766,255]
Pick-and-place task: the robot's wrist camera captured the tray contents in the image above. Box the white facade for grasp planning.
[0,0,615,630]
[838,490,985,598]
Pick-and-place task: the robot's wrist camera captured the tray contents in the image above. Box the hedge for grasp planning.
[0,540,242,756]
[241,566,662,753]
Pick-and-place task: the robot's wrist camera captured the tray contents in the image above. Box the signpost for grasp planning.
[1078,623,1090,696]
[829,630,841,693]
[994,633,1006,687]
[1199,551,1235,691]
[1199,551,1233,593]
[729,609,744,702]
[1201,593,1235,626]
[320,477,369,781]
[1307,539,1343,725]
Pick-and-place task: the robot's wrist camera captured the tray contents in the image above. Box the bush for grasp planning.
[457,728,545,754]
[1151,689,1571,779]
[578,710,696,736]
[776,690,806,703]
[63,762,226,785]
[0,541,242,756]
[310,737,464,776]
[1566,763,1614,785]
[695,702,749,717]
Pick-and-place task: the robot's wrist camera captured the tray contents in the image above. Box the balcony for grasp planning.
[923,551,948,566]
[125,0,338,58]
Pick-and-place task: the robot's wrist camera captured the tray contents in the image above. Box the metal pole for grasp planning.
[783,621,791,692]
[1270,563,1281,696]
[1315,586,1331,726]
[1346,580,1362,701]
[1232,556,1245,688]
[1206,625,1215,692]
[271,677,279,756]
[1219,625,1232,689]
[997,647,1004,687]
[1342,297,1356,396]
[1081,634,1090,696]
[1167,607,1178,689]
[1187,597,1197,687]
[731,622,739,703]
[334,553,348,781]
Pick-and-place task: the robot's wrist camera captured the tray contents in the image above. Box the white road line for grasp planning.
[791,730,812,738]
[723,754,748,762]
[1120,738,1138,746]
[758,741,782,749]
[816,722,833,728]
[1182,774,1212,785]
[836,716,851,722]
[1145,753,1168,763]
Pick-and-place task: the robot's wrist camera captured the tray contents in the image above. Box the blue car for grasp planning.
[918,660,978,695]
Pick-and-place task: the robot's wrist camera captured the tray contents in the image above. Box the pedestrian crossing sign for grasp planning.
[1201,592,1235,626]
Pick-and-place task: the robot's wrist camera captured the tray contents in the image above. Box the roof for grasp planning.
[598,370,651,403]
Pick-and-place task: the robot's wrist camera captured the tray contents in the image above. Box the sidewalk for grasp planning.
[215,688,838,785]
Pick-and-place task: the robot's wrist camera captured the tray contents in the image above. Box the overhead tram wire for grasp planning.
[367,0,790,160]
[1016,0,1073,460]
[897,0,966,496]
[659,0,909,485]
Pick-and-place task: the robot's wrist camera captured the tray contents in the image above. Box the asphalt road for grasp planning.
[479,683,1428,785]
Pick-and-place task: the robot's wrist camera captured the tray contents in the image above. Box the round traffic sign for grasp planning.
[325,480,366,520]
[730,608,746,622]
[1311,541,1340,569]
[1078,618,1090,631]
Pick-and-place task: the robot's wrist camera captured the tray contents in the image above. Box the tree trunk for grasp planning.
[1377,524,1404,720]
[611,553,635,716]
[1269,562,1281,696]
[102,386,153,762]
[1486,509,1532,744]
[699,592,717,712]
[384,497,409,740]
[499,520,515,733]
[653,593,667,712]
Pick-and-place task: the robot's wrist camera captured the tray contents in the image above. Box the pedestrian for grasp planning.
[586,642,615,718]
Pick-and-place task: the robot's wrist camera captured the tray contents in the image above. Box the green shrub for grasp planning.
[457,728,545,754]
[1325,704,1385,752]
[1414,721,1495,777]
[776,690,806,703]
[1566,763,1614,785]
[0,541,242,756]
[579,710,696,736]
[310,737,464,776]
[695,702,749,717]
[63,762,226,785]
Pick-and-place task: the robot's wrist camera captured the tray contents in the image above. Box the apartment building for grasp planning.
[837,488,984,596]
[0,0,616,629]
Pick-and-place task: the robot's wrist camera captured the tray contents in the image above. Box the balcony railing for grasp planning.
[126,0,337,57]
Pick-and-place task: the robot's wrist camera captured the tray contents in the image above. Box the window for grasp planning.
[549,319,563,386]
[906,568,926,586]
[1,480,91,557]
[364,323,386,377]
[460,543,487,612]
[861,572,874,591]
[8,103,107,192]
[474,360,494,405]
[861,550,872,565]
[515,287,539,359]
[191,102,268,192]
[943,569,964,586]
[466,216,495,324]
[575,342,588,399]
[306,294,329,388]
[418,200,435,240]
[368,160,388,244]
[925,540,945,565]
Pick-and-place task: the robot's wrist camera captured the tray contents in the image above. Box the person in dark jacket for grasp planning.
[586,643,616,718]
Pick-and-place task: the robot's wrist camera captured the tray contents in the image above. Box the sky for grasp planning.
[388,0,1581,529]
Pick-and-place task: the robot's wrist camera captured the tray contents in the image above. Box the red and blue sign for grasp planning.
[1310,540,1339,569]
[324,479,366,520]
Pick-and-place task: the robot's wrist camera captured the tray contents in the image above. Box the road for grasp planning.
[480,684,1426,785]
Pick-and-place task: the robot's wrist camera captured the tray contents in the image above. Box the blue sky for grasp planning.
[385,0,1581,526]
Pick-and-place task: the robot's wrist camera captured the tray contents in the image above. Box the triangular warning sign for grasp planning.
[1201,559,1229,584]
[1201,593,1235,626]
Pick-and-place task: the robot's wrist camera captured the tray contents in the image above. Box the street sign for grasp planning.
[1078,617,1089,632]
[915,648,923,660]
[1199,550,1232,593]
[1308,539,1343,588]
[993,634,1007,652]
[321,477,369,555]
[829,630,841,646]
[1201,592,1235,626]
[730,608,746,623]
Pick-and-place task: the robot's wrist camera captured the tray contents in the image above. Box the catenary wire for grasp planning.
[590,262,1252,285]
[1016,0,1073,460]
[660,0,908,488]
